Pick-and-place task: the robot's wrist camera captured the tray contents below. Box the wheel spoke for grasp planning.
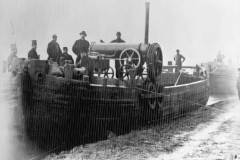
[121,52,128,59]
[131,58,140,60]
[130,51,135,58]
[128,51,132,58]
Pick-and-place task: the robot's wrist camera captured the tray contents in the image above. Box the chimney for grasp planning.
[144,2,150,44]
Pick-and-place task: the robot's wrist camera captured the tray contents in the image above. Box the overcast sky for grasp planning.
[0,0,240,65]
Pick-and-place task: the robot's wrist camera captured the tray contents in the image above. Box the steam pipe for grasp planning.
[144,2,150,44]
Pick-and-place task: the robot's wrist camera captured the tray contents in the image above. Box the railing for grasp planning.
[162,65,207,81]
[162,65,198,75]
[163,65,197,70]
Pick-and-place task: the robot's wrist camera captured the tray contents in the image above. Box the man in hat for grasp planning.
[28,40,39,60]
[174,49,185,73]
[47,34,62,63]
[111,32,125,79]
[72,31,90,64]
[59,47,74,66]
[111,32,125,43]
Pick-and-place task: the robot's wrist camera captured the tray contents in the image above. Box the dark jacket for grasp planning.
[111,38,125,43]
[60,52,74,64]
[28,48,39,60]
[72,39,90,56]
[47,40,62,62]
[72,39,90,64]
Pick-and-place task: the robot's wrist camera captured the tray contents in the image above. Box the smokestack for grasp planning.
[144,1,150,44]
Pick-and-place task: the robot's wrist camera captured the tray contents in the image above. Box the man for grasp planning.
[28,40,39,60]
[75,51,94,82]
[111,32,125,79]
[72,31,90,64]
[47,34,62,63]
[174,49,185,73]
[111,32,125,43]
[59,47,74,65]
[8,43,18,71]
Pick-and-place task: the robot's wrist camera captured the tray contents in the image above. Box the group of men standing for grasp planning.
[27,31,126,67]
[28,31,86,65]
[27,31,185,75]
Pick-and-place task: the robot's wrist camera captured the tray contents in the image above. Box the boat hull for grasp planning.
[20,72,209,149]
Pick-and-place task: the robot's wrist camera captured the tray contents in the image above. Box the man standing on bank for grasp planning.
[72,31,90,65]
[47,34,62,63]
[174,49,185,73]
[28,40,39,60]
[111,32,126,79]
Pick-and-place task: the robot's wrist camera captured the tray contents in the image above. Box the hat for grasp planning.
[32,40,37,45]
[176,49,180,52]
[116,32,121,35]
[52,34,57,38]
[80,31,87,36]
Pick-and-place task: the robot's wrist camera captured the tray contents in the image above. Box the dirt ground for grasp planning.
[43,96,239,160]
[159,97,240,160]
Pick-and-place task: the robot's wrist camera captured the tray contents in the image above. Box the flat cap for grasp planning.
[79,31,87,36]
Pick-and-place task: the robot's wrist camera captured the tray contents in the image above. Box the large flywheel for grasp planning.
[119,48,141,69]
[146,43,163,82]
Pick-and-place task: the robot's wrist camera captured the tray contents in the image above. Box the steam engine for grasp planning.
[89,42,163,82]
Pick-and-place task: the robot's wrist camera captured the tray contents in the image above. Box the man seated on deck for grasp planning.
[174,49,185,73]
[59,47,74,66]
[111,32,125,79]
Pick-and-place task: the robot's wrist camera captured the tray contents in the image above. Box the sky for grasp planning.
[0,0,240,65]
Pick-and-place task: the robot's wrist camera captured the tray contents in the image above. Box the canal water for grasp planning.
[0,73,43,160]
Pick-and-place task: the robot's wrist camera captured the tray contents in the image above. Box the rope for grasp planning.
[174,71,183,86]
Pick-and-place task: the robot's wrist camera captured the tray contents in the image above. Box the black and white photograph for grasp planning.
[0,0,240,159]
